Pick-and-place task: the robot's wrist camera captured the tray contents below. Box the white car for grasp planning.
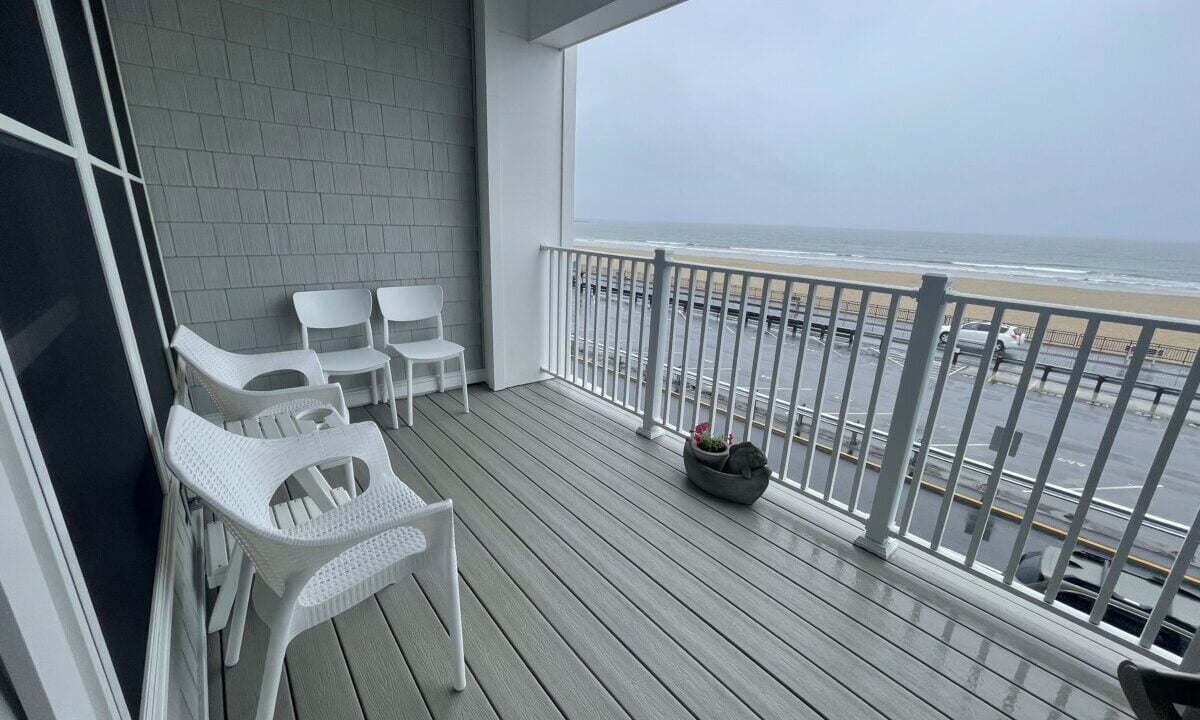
[939,321,1023,353]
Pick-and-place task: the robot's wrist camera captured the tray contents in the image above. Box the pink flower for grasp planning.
[694,421,710,434]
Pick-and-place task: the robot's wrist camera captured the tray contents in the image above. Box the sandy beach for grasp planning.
[572,244,1200,352]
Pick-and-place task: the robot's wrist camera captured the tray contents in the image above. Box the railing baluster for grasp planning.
[546,249,556,375]
[579,254,593,388]
[1089,347,1200,624]
[824,292,871,502]
[723,278,753,438]
[1042,325,1156,604]
[611,258,626,402]
[661,267,684,428]
[855,274,949,559]
[800,287,843,491]
[1002,320,1100,584]
[559,251,569,379]
[898,302,965,536]
[848,295,900,514]
[964,313,1049,567]
[675,268,700,430]
[635,260,651,409]
[691,271,717,430]
[778,284,819,483]
[1140,508,1200,654]
[708,275,734,427]
[576,252,585,381]
[760,281,796,457]
[621,259,637,408]
[930,305,1006,551]
[743,278,773,443]
[591,256,607,394]
[601,257,617,398]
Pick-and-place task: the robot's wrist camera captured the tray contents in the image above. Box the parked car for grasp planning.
[940,321,1023,352]
[1016,547,1199,656]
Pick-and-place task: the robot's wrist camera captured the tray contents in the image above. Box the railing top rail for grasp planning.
[946,289,1200,334]
[666,259,921,297]
[540,244,645,262]
[543,243,922,296]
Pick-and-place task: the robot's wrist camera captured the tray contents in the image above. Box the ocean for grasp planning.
[575,220,1200,297]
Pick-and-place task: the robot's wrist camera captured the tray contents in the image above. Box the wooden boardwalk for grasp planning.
[209,379,1136,720]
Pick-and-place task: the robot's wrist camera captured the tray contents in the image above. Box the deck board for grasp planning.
[527,380,1133,719]
[210,380,1135,720]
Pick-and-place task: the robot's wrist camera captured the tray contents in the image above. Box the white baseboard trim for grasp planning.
[341,369,489,409]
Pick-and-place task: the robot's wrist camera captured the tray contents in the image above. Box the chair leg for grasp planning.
[254,623,289,720]
[225,559,255,667]
[383,362,399,430]
[443,527,466,691]
[438,360,446,392]
[459,352,469,414]
[208,545,243,634]
[406,359,415,427]
[370,370,379,405]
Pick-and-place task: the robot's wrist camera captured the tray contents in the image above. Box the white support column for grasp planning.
[854,274,949,559]
[638,248,672,438]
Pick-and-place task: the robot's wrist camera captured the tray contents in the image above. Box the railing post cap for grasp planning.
[918,273,950,294]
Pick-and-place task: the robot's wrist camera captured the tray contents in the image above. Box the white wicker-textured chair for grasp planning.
[165,405,466,720]
[293,288,399,429]
[377,285,469,426]
[171,324,347,422]
[172,324,355,659]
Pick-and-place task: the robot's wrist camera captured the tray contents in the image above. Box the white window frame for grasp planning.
[0,0,186,717]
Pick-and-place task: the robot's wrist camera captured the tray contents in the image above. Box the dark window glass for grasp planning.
[95,169,174,432]
[0,133,159,716]
[85,0,138,174]
[0,0,68,140]
[50,0,118,164]
[130,183,176,332]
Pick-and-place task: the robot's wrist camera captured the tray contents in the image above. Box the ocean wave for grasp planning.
[950,261,1088,275]
[572,237,1200,295]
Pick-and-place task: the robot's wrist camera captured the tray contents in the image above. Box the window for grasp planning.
[50,0,118,164]
[0,0,67,140]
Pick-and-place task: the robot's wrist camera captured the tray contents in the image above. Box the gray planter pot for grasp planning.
[683,441,770,505]
[689,440,729,470]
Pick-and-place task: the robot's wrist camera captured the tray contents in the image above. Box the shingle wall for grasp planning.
[105,0,481,393]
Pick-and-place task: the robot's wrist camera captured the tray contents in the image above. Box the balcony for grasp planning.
[210,380,1135,720]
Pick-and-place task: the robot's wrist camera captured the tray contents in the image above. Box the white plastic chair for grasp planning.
[172,324,355,652]
[293,288,399,429]
[171,324,348,421]
[165,405,466,720]
[377,285,469,427]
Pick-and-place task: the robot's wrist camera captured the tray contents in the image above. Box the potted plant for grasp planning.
[689,422,732,469]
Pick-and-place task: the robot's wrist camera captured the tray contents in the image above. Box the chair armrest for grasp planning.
[217,383,348,423]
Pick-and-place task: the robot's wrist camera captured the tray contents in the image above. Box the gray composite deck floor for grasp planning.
[208,379,1137,720]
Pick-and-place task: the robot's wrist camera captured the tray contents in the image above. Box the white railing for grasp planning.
[542,244,1200,670]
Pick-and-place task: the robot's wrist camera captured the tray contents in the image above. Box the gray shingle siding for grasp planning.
[111,0,481,392]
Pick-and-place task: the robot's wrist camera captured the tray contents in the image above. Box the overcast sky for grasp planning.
[574,0,1200,244]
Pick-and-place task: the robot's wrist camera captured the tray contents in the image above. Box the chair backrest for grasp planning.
[173,325,261,390]
[164,405,294,592]
[293,288,375,350]
[376,285,444,323]
[293,288,374,329]
[172,325,327,418]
